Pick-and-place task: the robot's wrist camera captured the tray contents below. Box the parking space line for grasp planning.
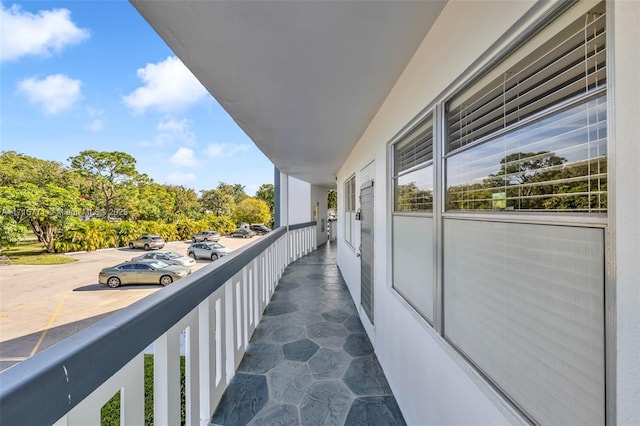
[29,292,70,357]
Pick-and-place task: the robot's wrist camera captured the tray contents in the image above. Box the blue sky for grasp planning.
[0,1,274,195]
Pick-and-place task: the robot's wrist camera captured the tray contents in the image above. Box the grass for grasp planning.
[101,354,186,425]
[1,237,77,265]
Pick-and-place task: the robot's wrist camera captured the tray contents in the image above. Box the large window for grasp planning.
[446,1,606,213]
[387,1,608,424]
[344,175,356,246]
[392,116,435,321]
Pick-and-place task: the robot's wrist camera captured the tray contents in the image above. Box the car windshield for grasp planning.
[148,260,169,269]
[165,251,181,259]
[209,243,224,249]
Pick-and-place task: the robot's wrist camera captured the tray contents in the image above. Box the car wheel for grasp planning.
[189,252,196,259]
[211,254,219,261]
[144,244,150,251]
[192,237,196,242]
[129,243,134,249]
[107,277,121,288]
[160,275,173,286]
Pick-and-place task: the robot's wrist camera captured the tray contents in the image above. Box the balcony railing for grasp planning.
[0,222,317,426]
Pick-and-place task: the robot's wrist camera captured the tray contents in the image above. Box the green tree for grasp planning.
[3,183,91,252]
[68,150,139,221]
[199,189,235,216]
[327,189,337,210]
[217,182,248,205]
[233,198,271,225]
[255,183,274,215]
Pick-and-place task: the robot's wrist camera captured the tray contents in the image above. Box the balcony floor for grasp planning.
[211,241,406,425]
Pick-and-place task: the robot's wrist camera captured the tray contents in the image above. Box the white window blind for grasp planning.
[444,219,605,425]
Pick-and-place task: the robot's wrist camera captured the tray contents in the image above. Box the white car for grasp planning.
[131,250,196,270]
[188,242,232,261]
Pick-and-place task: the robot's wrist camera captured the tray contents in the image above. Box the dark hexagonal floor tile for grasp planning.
[344,396,406,426]
[306,272,325,280]
[343,355,392,396]
[300,381,353,426]
[283,338,319,362]
[238,342,282,374]
[308,348,351,379]
[277,280,300,291]
[266,361,313,405]
[306,321,348,339]
[343,333,373,357]
[343,314,366,334]
[270,325,306,343]
[264,302,299,316]
[210,373,268,426]
[321,308,350,323]
[247,402,299,426]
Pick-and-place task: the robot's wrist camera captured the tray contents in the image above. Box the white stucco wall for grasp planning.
[334,0,640,424]
[612,1,640,423]
[285,175,311,226]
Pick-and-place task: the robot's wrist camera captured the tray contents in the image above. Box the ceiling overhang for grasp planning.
[131,1,447,186]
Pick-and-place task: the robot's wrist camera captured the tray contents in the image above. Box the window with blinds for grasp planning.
[393,115,434,212]
[445,1,606,213]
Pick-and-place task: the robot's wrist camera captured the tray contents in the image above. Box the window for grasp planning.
[344,175,356,246]
[393,116,434,212]
[441,2,607,424]
[446,2,606,213]
[391,115,435,321]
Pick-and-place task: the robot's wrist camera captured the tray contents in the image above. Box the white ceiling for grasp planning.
[131,1,447,186]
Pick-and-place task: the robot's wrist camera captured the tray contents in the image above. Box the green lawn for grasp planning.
[1,237,77,265]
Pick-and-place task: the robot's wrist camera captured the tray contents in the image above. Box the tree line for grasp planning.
[0,150,274,252]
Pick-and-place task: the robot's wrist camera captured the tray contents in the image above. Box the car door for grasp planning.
[134,263,154,284]
[117,264,136,284]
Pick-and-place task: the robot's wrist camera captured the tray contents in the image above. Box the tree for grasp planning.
[0,151,83,189]
[68,151,139,221]
[255,183,274,215]
[233,198,271,225]
[217,182,248,205]
[199,189,235,216]
[327,189,337,210]
[2,183,91,252]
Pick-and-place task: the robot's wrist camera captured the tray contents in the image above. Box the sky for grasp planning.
[0,1,275,196]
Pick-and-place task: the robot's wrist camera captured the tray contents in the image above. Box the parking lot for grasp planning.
[0,236,258,371]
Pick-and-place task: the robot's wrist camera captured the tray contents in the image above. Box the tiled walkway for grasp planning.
[210,241,406,426]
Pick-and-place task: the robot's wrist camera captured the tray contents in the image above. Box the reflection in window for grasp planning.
[446,96,607,212]
[393,116,433,212]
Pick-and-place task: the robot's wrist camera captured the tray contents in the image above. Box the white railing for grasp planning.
[0,223,316,426]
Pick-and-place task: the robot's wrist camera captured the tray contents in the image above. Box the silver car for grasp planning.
[191,231,220,242]
[98,260,190,288]
[131,250,196,270]
[187,242,232,261]
[128,235,165,250]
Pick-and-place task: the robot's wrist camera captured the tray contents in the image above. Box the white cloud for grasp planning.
[86,119,104,132]
[166,172,197,184]
[157,117,196,145]
[0,4,89,62]
[17,74,82,115]
[205,143,251,157]
[123,56,209,115]
[169,147,198,167]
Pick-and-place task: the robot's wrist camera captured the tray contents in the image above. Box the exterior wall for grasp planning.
[338,0,639,424]
[612,1,640,422]
[277,172,312,227]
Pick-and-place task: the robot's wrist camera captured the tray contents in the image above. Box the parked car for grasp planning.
[250,224,271,235]
[229,228,255,238]
[98,259,190,288]
[191,231,221,242]
[188,242,232,260]
[131,250,196,270]
[128,235,165,250]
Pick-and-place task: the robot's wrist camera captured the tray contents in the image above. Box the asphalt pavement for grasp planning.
[0,236,258,371]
